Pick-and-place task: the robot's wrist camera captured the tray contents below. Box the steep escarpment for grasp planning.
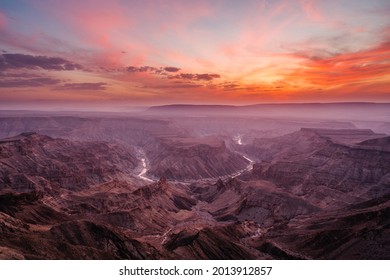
[242,129,390,208]
[0,178,198,259]
[144,136,249,180]
[0,116,180,147]
[192,178,319,226]
[159,222,266,259]
[0,213,159,259]
[0,133,138,192]
[261,194,390,259]
[358,136,390,151]
[0,190,154,259]
[61,178,198,234]
[242,128,332,162]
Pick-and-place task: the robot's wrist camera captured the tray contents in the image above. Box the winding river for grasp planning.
[136,137,254,183]
[138,158,154,182]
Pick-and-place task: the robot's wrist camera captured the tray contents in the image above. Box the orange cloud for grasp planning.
[286,40,390,89]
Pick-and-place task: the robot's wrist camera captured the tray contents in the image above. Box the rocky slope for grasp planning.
[0,126,389,260]
[241,129,390,209]
[144,136,249,180]
[191,178,319,226]
[259,194,390,259]
[0,132,138,192]
[0,177,196,259]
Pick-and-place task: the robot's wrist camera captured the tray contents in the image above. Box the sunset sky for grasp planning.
[0,0,389,110]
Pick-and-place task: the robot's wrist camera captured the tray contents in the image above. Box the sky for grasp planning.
[0,0,389,109]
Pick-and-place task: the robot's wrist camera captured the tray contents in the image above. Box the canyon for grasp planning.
[0,103,389,259]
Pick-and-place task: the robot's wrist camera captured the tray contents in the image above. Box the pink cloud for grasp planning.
[0,10,6,29]
[218,1,297,63]
[299,0,324,22]
[150,0,212,33]
[34,0,130,46]
[27,1,135,68]
[29,0,214,69]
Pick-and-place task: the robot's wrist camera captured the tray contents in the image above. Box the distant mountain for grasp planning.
[146,103,390,121]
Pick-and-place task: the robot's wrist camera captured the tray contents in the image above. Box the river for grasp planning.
[136,137,254,183]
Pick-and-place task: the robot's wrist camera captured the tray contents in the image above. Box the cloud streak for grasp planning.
[164,67,181,72]
[0,77,60,88]
[142,82,202,89]
[126,65,181,74]
[170,73,221,81]
[124,65,221,85]
[53,82,107,91]
[0,53,82,71]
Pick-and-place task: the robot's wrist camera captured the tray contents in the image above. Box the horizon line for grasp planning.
[1,101,390,114]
